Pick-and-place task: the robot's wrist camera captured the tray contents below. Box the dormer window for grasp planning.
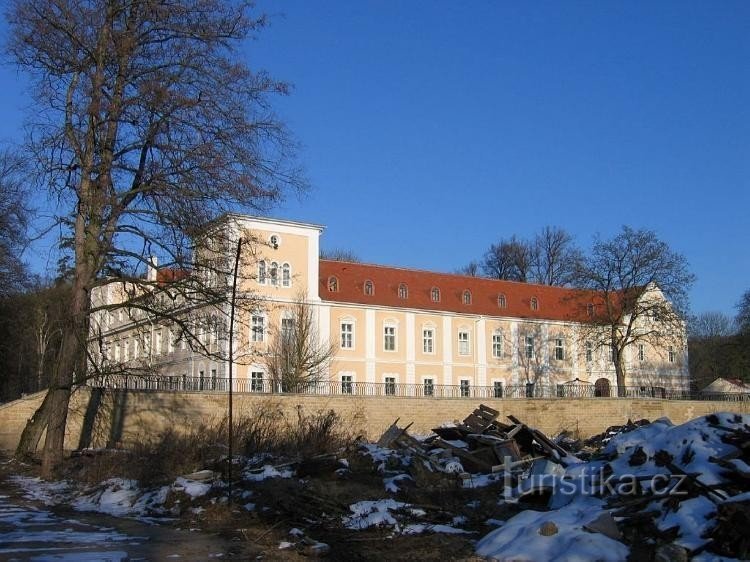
[431,287,440,302]
[530,297,538,311]
[463,290,472,305]
[398,283,408,299]
[364,280,374,296]
[328,276,339,292]
[587,303,595,317]
[498,294,506,308]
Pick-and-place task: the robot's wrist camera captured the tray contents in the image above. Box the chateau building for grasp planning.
[90,215,689,397]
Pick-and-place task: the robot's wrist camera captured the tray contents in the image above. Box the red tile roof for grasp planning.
[319,260,601,322]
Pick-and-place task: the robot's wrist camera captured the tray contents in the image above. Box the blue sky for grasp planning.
[1,1,748,316]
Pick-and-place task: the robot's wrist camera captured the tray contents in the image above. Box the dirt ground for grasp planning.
[0,451,494,561]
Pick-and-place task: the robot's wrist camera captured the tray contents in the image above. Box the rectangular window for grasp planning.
[458,331,470,356]
[492,334,503,358]
[167,328,174,354]
[341,322,353,349]
[493,381,503,398]
[281,318,295,341]
[123,339,129,361]
[554,338,564,361]
[638,344,645,362]
[341,375,353,394]
[423,378,434,396]
[251,371,264,392]
[155,330,163,355]
[668,345,675,363]
[385,376,396,396]
[210,369,217,390]
[525,336,535,359]
[384,325,396,351]
[198,370,205,391]
[251,315,265,342]
[114,342,120,362]
[585,341,593,362]
[423,328,434,354]
[134,338,140,358]
[460,379,470,397]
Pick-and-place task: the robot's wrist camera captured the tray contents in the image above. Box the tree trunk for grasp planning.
[15,389,52,459]
[614,352,627,397]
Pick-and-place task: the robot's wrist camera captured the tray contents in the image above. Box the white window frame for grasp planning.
[638,343,645,362]
[422,376,435,397]
[167,328,174,354]
[431,287,440,302]
[384,375,397,396]
[282,262,291,287]
[364,280,374,296]
[341,373,353,394]
[492,379,504,398]
[668,345,675,363]
[155,330,163,355]
[383,323,397,352]
[585,341,593,363]
[269,261,279,286]
[492,332,503,359]
[281,317,295,341]
[251,315,265,343]
[554,338,564,361]
[340,320,354,350]
[458,330,470,356]
[525,335,535,359]
[459,378,471,397]
[422,327,434,354]
[250,371,264,392]
[258,260,266,285]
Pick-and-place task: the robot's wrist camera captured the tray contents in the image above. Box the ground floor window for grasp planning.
[423,378,434,396]
[341,375,353,394]
[460,379,470,397]
[493,381,503,398]
[251,371,264,392]
[385,376,396,396]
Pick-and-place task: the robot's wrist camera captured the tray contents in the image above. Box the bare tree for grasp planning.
[320,248,361,262]
[530,226,582,286]
[573,227,694,396]
[516,324,546,389]
[8,0,304,476]
[0,149,30,294]
[482,236,532,282]
[262,298,336,392]
[455,260,482,277]
[688,311,736,340]
[736,290,750,335]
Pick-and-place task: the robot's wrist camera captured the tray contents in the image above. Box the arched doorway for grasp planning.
[594,378,611,398]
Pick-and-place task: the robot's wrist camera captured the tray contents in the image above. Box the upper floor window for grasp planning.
[269,261,279,286]
[530,297,539,311]
[398,283,408,299]
[492,332,503,358]
[269,234,280,249]
[328,276,339,292]
[423,328,434,354]
[463,290,472,305]
[431,287,440,302]
[585,341,593,362]
[384,325,396,351]
[251,315,265,342]
[364,280,374,296]
[525,335,535,359]
[638,344,645,362]
[498,294,507,309]
[341,321,354,349]
[458,330,470,355]
[668,345,675,363]
[258,260,266,284]
[282,263,291,287]
[281,317,295,340]
[554,338,565,360]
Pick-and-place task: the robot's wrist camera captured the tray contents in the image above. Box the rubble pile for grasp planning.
[366,407,750,561]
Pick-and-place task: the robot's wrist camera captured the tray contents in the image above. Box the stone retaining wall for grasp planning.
[2,389,748,451]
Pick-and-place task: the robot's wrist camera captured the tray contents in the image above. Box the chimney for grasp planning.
[147,256,158,282]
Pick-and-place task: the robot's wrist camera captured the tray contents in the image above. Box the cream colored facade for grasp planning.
[89,215,689,396]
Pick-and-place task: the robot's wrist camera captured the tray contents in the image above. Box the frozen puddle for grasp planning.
[0,493,138,561]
